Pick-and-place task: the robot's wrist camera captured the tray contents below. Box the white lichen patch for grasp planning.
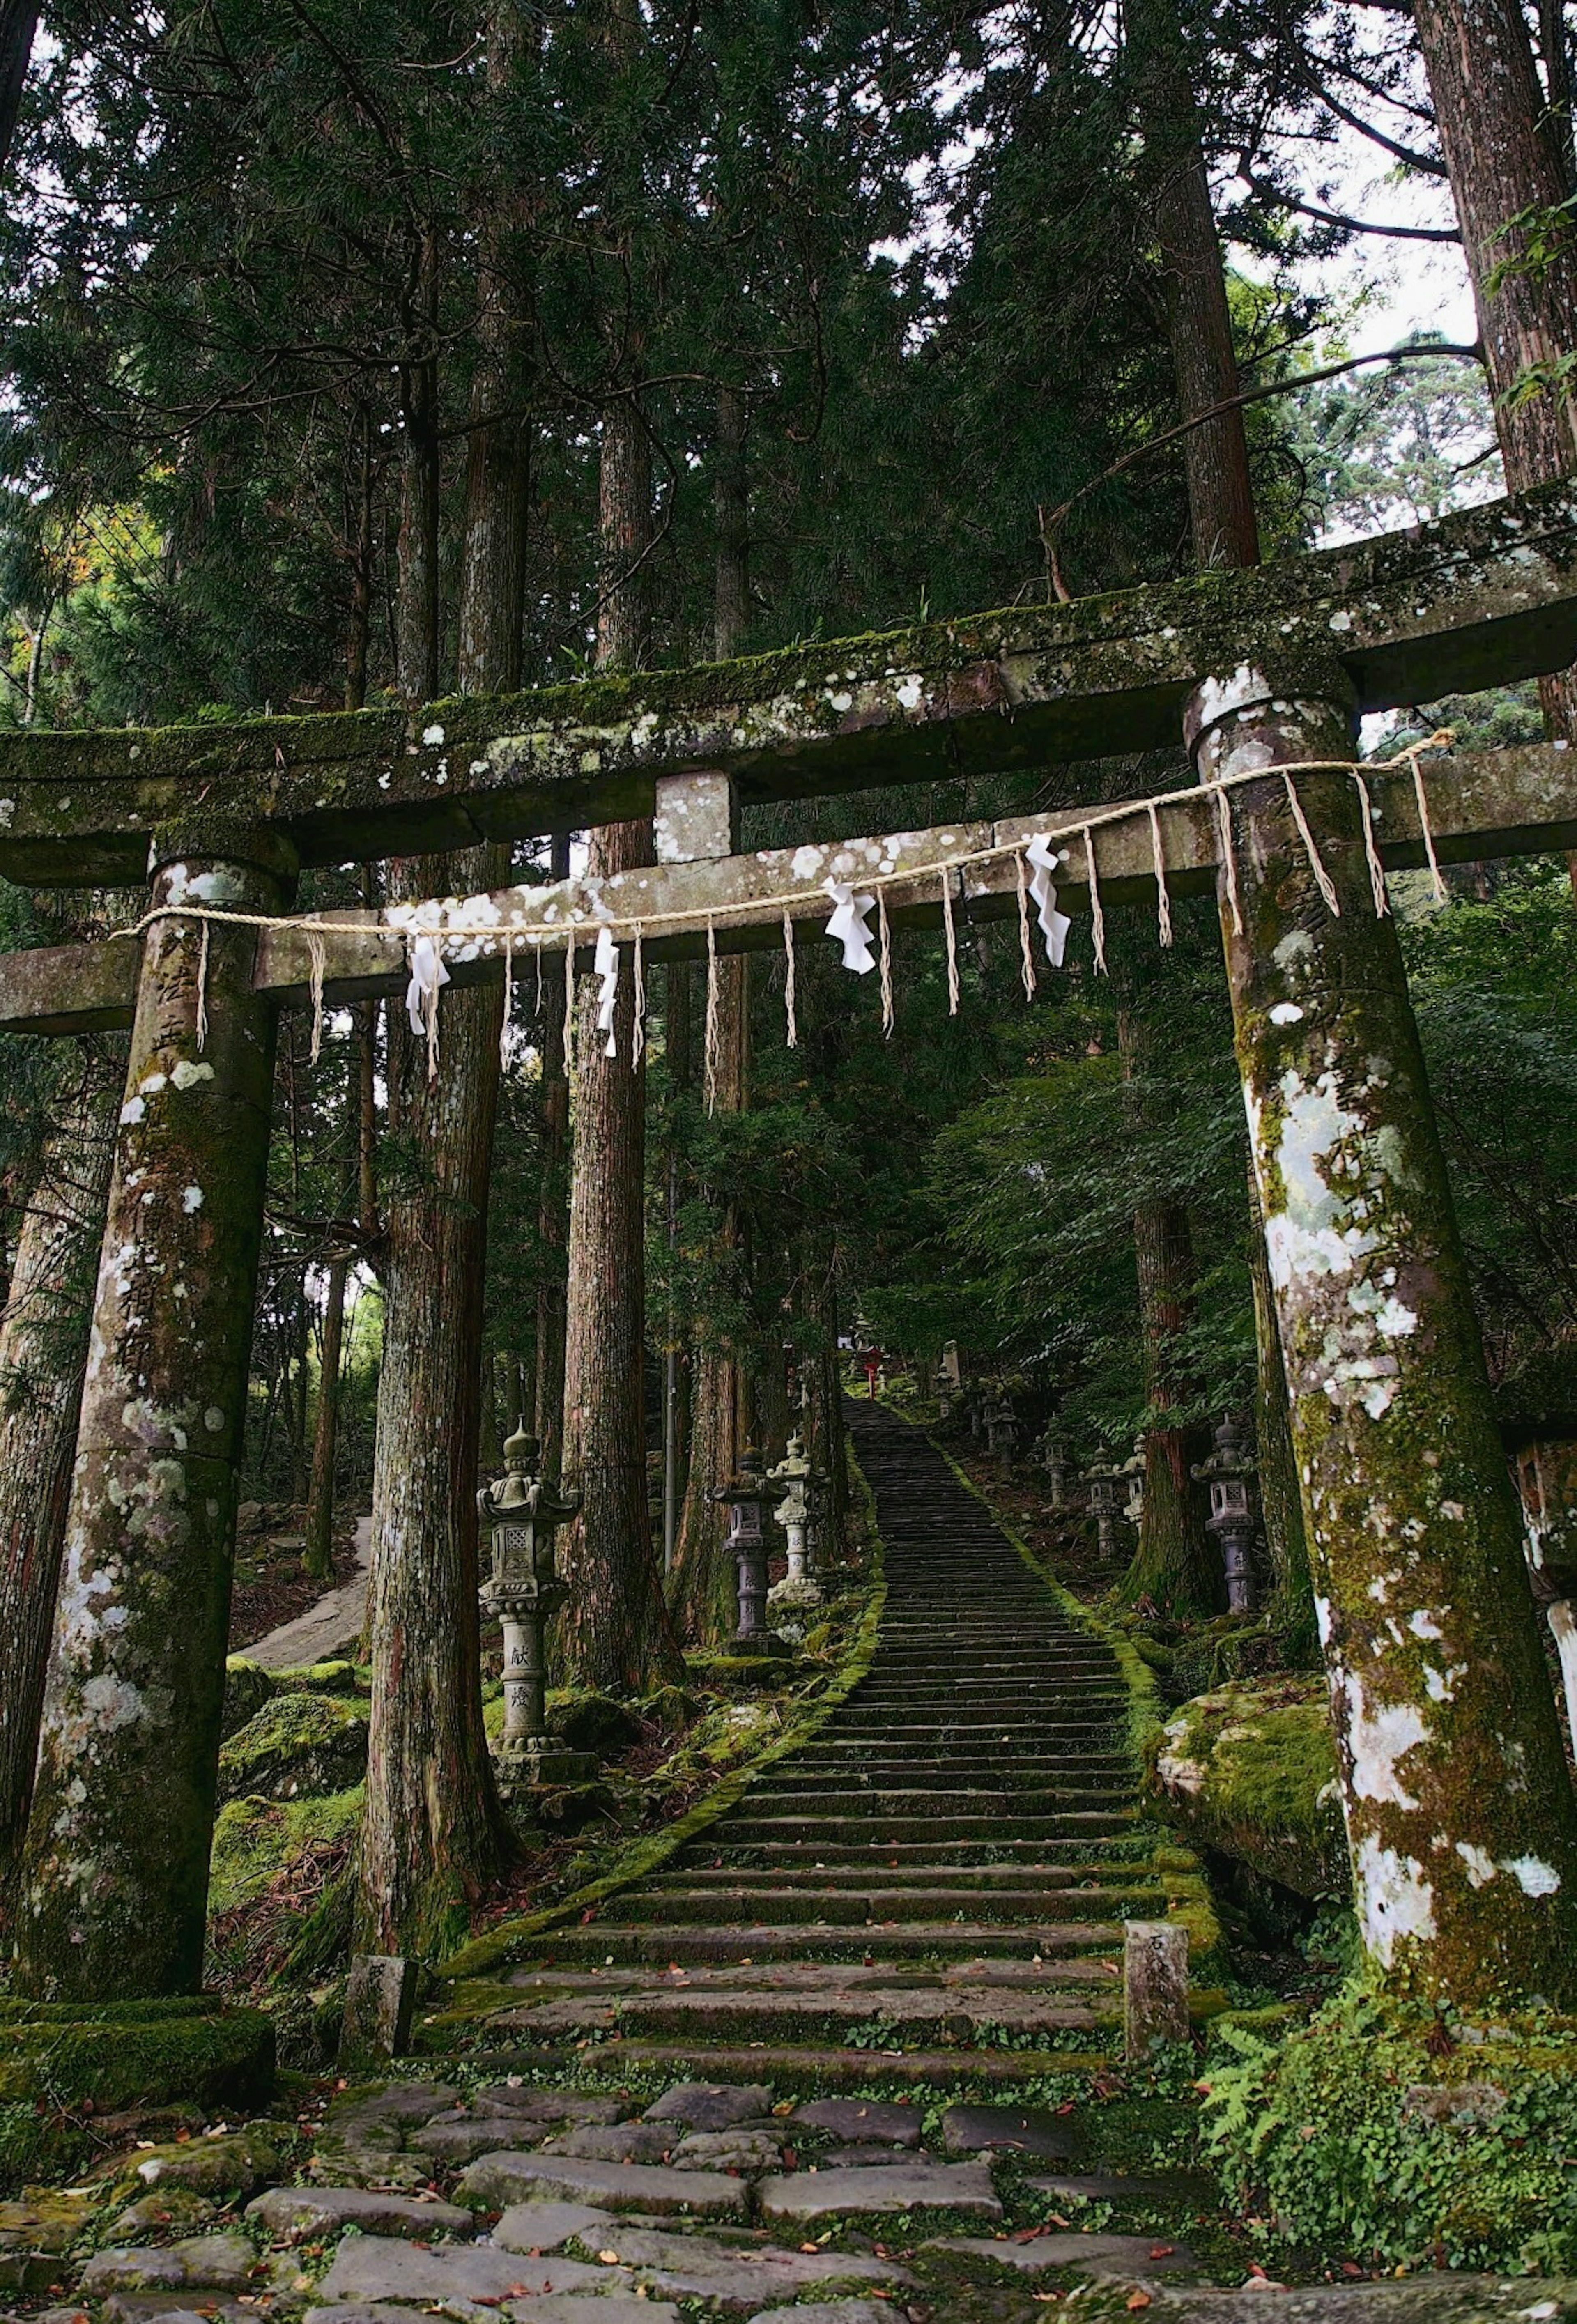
[1269,1002,1305,1025]
[1506,1855,1561,1896]
[1155,1716,1207,1796]
[170,1060,215,1091]
[1355,1835,1436,1965]
[1341,1674,1428,1809]
[181,1186,204,1213]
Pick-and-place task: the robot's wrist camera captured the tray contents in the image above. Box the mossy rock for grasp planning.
[217,1691,369,1804]
[209,1786,362,1919]
[221,1656,275,1740]
[1149,1675,1346,1901]
[0,2001,274,2189]
[686,1650,798,1689]
[275,1658,364,1696]
[545,1692,644,1757]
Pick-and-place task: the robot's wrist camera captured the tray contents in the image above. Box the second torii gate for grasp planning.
[5,481,1577,2009]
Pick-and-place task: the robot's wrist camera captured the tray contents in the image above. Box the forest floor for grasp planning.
[228,1510,364,1652]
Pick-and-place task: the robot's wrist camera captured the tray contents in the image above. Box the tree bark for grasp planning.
[395,226,443,706]
[303,1254,347,1585]
[1129,0,1259,570]
[0,0,38,179]
[1414,0,1577,738]
[534,833,571,1463]
[455,5,532,697]
[671,954,750,1644]
[714,386,749,660]
[0,1050,118,1928]
[358,845,511,1957]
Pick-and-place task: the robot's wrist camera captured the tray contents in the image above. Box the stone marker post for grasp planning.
[1188,662,1577,2006]
[1124,1920,1190,2059]
[17,821,295,1999]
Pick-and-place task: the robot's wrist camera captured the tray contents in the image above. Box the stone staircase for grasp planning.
[491,1402,1196,2090]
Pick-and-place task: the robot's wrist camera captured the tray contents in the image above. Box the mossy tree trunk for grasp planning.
[672,953,750,1644]
[0,1044,119,1928]
[1190,660,1577,2007]
[555,396,685,1692]
[17,824,293,1998]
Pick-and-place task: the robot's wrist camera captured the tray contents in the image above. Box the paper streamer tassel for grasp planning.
[823,880,878,973]
[405,929,451,1039]
[1023,837,1071,967]
[594,924,620,1057]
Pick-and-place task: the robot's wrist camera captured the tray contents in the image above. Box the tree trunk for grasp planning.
[1247,1159,1314,1648]
[534,833,571,1464]
[714,386,748,660]
[0,1051,118,1926]
[1539,0,1576,192]
[0,0,38,178]
[345,409,375,714]
[303,1254,347,1584]
[1118,1009,1220,1616]
[455,5,532,698]
[552,391,684,1689]
[1126,0,1308,1619]
[358,850,511,1956]
[1414,0,1577,740]
[671,954,750,1644]
[1129,0,1259,570]
[395,226,443,706]
[557,812,685,1688]
[357,183,515,1949]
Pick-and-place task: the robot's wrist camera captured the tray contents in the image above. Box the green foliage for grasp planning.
[216,1693,369,1807]
[1203,1992,1577,2271]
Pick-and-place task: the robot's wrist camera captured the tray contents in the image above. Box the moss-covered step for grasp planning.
[1149,1676,1346,1901]
[0,1998,274,2193]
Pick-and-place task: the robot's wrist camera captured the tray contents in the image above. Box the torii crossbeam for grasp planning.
[6,480,1577,2009]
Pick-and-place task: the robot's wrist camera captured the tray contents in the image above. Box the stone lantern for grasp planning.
[713,1447,790,1655]
[1120,1437,1147,1532]
[769,1433,817,1593]
[1035,1423,1070,1511]
[1083,1454,1124,1562]
[984,1390,1019,1471]
[477,1422,594,1791]
[1194,1414,1260,1614]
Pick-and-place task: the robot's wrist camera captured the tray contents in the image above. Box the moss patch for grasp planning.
[1203,1990,1577,2271]
[0,2002,274,2191]
[216,1692,368,1804]
[1149,1677,1346,1901]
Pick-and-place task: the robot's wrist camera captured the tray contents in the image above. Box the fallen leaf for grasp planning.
[1149,2247,1174,2260]
[1126,2292,1151,2310]
[597,2253,621,2266]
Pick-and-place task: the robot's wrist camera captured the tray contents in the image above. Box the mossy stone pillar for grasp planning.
[16,821,295,1999]
[1186,663,1577,2007]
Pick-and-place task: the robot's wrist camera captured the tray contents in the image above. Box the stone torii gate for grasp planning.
[6,480,1577,2009]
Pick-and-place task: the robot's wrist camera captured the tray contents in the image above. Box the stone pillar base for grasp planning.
[492,1741,598,1791]
[732,1629,793,1657]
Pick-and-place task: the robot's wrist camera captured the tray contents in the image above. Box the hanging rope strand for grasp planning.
[1409,746,1448,903]
[1284,773,1341,916]
[1214,789,1244,939]
[1351,770,1390,918]
[1015,850,1036,1001]
[878,888,894,1037]
[1146,803,1173,948]
[632,930,646,1066]
[500,931,516,1070]
[704,915,721,1115]
[562,931,575,1078]
[195,919,210,1054]
[1083,823,1107,975]
[941,869,960,1016]
[783,908,798,1048]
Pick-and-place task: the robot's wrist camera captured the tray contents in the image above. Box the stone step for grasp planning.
[507,1921,1129,1964]
[717,1811,1137,1844]
[572,2037,1116,2090]
[601,1984,1105,2044]
[735,1790,1135,1823]
[662,1860,1127,1890]
[598,1883,1154,1926]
